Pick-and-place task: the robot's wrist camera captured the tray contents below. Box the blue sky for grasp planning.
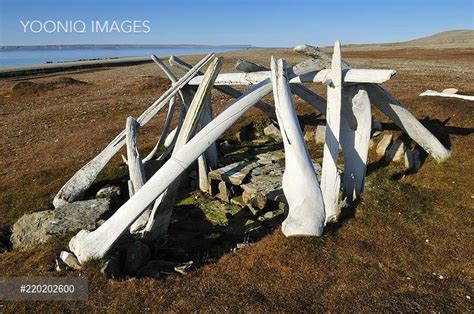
[0,0,472,47]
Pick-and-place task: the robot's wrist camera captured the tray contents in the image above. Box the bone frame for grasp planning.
[294,44,450,162]
[69,57,322,263]
[53,53,216,208]
[270,57,325,236]
[69,79,273,263]
[238,59,370,202]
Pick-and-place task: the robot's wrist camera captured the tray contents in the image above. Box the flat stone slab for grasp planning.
[11,199,110,250]
[208,160,259,185]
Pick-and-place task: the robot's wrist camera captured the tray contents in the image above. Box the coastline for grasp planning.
[0,56,152,78]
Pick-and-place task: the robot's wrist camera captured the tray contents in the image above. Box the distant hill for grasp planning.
[343,29,474,50]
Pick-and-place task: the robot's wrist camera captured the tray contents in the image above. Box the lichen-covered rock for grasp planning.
[11,199,110,250]
[96,185,121,199]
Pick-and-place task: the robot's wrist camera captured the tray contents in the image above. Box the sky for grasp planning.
[0,0,472,47]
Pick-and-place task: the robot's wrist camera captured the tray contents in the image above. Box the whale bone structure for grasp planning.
[47,41,450,264]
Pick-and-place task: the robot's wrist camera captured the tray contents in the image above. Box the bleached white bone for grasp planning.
[320,40,343,223]
[270,57,325,236]
[125,117,146,196]
[137,56,223,240]
[235,60,357,131]
[69,78,274,263]
[148,55,216,195]
[294,44,450,162]
[340,86,372,202]
[53,53,215,208]
[420,90,474,101]
[125,117,152,234]
[169,55,277,120]
[236,59,326,115]
[187,69,396,86]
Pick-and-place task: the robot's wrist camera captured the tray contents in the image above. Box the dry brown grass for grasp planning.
[0,48,472,311]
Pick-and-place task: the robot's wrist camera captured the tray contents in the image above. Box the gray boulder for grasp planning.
[96,185,121,199]
[11,199,110,250]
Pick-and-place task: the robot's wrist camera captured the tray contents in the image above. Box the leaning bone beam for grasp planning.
[340,86,372,202]
[187,69,396,86]
[69,79,274,263]
[169,56,277,121]
[142,95,177,163]
[364,84,451,162]
[420,90,474,101]
[151,55,218,168]
[320,40,343,223]
[271,57,325,237]
[295,44,450,162]
[138,56,224,240]
[52,53,215,208]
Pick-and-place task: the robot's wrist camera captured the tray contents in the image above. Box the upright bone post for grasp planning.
[339,86,372,202]
[320,40,343,223]
[270,57,325,236]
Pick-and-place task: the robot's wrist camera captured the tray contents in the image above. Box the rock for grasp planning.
[315,124,326,144]
[255,150,285,165]
[263,123,282,142]
[11,199,110,250]
[60,251,82,270]
[136,260,162,279]
[218,181,231,202]
[242,191,268,215]
[123,241,150,275]
[96,184,121,198]
[385,140,405,162]
[304,130,316,142]
[376,133,393,156]
[404,148,422,171]
[101,255,122,279]
[442,88,458,94]
[208,160,258,185]
[230,196,245,207]
[174,261,193,275]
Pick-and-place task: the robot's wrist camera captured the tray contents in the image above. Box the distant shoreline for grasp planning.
[0,44,257,51]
